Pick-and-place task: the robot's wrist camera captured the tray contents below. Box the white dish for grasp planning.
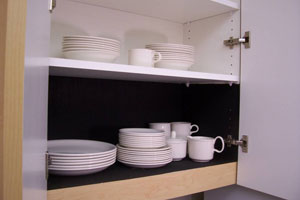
[117,144,170,151]
[146,43,194,50]
[117,155,171,161]
[63,41,120,46]
[48,140,116,156]
[117,149,171,156]
[51,157,115,166]
[120,163,169,169]
[63,51,119,62]
[50,151,116,160]
[64,35,120,43]
[63,45,120,51]
[155,60,193,70]
[49,166,110,176]
[62,48,120,53]
[49,159,115,169]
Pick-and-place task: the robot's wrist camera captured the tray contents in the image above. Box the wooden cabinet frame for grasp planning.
[0,0,27,200]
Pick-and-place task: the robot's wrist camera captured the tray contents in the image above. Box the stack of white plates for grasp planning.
[119,128,167,148]
[48,140,116,176]
[117,128,172,168]
[146,43,195,70]
[62,35,120,62]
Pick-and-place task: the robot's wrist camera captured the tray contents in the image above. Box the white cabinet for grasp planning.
[21,0,300,200]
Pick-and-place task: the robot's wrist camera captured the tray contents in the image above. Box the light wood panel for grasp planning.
[48,162,237,200]
[0,0,26,200]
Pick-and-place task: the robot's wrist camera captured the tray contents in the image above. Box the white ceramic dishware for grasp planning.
[187,136,225,162]
[167,131,187,161]
[171,122,199,139]
[47,139,117,176]
[149,122,171,138]
[128,49,162,67]
[146,43,195,70]
[62,35,120,62]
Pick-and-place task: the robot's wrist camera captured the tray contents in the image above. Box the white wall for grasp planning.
[205,185,284,200]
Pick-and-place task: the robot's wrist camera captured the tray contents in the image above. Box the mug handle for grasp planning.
[153,52,162,63]
[214,136,225,153]
[190,124,199,134]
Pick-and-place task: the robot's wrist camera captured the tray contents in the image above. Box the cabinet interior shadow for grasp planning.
[48,76,239,162]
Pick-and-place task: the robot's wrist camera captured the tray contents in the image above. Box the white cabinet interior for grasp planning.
[47,0,241,199]
[50,0,240,83]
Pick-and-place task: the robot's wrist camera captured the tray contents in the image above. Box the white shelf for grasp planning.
[73,0,239,23]
[49,58,239,84]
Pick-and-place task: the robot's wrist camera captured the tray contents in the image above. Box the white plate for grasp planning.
[119,143,166,149]
[63,51,119,62]
[62,47,120,53]
[50,150,116,160]
[64,35,120,44]
[119,128,165,136]
[146,46,194,52]
[49,159,116,169]
[117,144,170,151]
[118,159,172,168]
[146,43,194,50]
[117,149,171,156]
[155,60,193,70]
[63,45,119,50]
[63,41,120,47]
[49,160,115,176]
[49,166,110,176]
[117,155,171,161]
[48,140,116,156]
[51,157,115,166]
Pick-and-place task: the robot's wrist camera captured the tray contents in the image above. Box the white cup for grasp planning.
[171,122,199,139]
[149,122,171,138]
[187,136,225,162]
[129,49,162,67]
[167,131,187,161]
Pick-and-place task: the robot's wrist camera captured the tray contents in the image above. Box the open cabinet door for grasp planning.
[23,0,50,200]
[238,0,300,199]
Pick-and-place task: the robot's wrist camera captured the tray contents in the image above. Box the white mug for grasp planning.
[187,136,225,162]
[129,49,162,67]
[171,122,199,139]
[149,122,171,138]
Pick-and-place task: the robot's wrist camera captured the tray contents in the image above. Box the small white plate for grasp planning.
[117,144,170,151]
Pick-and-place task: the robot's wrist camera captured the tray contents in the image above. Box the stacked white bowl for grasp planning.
[146,43,195,70]
[48,139,116,176]
[62,35,120,62]
[117,128,172,168]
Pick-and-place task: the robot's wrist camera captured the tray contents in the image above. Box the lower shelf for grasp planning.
[47,161,237,200]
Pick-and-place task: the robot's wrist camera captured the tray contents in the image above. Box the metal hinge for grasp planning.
[45,151,51,180]
[49,0,56,13]
[224,31,250,49]
[225,135,248,153]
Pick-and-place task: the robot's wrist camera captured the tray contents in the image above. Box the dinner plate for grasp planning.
[117,149,171,156]
[51,157,115,166]
[49,166,110,176]
[117,144,170,151]
[48,140,116,156]
[63,51,119,62]
[62,48,120,53]
[49,159,115,169]
[64,35,120,43]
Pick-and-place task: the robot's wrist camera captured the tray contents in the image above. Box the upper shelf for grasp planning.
[73,0,239,23]
[49,58,239,84]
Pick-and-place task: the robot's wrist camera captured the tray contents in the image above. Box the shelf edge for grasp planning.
[47,162,237,200]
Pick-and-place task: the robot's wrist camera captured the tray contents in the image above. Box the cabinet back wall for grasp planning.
[48,76,239,161]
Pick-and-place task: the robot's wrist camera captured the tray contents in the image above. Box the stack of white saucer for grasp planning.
[117,128,172,168]
[48,139,116,176]
[62,35,120,62]
[146,43,195,70]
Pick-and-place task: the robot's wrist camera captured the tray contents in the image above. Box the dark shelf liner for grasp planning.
[48,157,236,190]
